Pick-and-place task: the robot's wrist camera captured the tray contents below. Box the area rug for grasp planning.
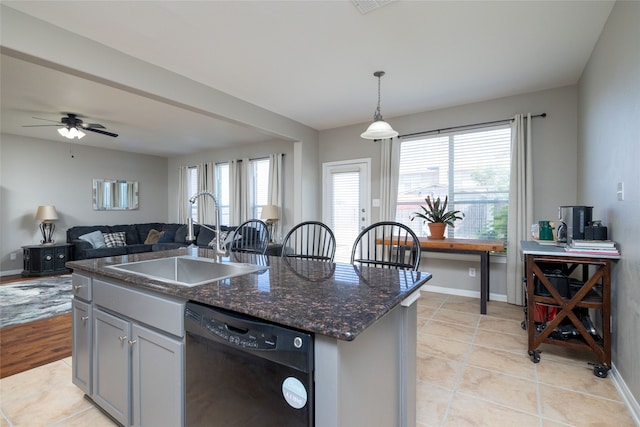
[0,275,72,328]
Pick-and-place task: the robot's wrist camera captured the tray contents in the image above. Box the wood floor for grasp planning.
[0,274,73,379]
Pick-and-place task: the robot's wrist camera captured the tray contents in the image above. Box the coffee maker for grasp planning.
[557,206,593,243]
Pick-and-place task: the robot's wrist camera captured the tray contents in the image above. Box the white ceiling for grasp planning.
[1,1,614,157]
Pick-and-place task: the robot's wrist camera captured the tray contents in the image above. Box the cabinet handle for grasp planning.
[81,316,89,321]
[58,254,65,259]
[128,339,137,346]
[118,335,127,342]
[73,284,83,291]
[45,255,52,261]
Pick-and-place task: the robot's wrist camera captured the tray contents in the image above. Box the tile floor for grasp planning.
[416,292,637,426]
[0,291,637,426]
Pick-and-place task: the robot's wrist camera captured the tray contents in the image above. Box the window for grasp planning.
[396,125,511,240]
[249,158,270,219]
[187,166,198,221]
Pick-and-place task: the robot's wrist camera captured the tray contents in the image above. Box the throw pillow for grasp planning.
[144,229,165,244]
[103,232,127,248]
[78,230,106,249]
[158,228,176,243]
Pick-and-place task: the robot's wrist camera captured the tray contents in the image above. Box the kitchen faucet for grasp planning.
[186,191,228,257]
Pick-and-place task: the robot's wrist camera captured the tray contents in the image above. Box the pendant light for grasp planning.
[361,71,398,140]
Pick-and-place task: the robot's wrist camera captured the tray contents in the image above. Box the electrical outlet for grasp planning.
[468,267,476,277]
[10,252,17,261]
[617,182,624,201]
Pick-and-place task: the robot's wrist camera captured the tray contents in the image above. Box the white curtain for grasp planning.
[240,158,250,221]
[268,153,284,240]
[229,159,251,224]
[506,113,533,305]
[178,166,190,223]
[196,162,216,225]
[229,160,242,225]
[380,138,400,221]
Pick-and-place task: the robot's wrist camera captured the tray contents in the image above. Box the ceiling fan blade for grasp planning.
[84,127,118,138]
[22,124,63,127]
[32,116,62,124]
[81,123,106,129]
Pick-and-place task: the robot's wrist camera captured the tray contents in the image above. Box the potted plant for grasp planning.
[411,195,463,240]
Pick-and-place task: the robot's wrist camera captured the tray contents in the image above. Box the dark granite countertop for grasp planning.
[67,247,431,341]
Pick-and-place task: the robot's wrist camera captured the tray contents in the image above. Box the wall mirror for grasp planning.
[93,179,139,210]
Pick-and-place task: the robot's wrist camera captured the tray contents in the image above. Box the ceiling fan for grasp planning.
[23,113,119,139]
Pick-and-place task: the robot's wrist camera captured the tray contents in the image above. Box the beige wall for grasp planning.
[578,0,640,407]
[319,85,579,297]
[0,134,168,274]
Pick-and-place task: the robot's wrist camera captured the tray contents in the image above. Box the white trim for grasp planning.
[1,269,23,277]
[420,284,508,303]
[610,363,640,426]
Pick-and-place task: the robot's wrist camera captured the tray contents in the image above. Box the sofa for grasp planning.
[66,222,237,260]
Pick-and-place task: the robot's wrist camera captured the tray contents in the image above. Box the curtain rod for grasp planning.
[398,113,546,139]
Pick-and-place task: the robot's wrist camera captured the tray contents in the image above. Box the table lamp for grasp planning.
[36,205,59,244]
[260,205,279,242]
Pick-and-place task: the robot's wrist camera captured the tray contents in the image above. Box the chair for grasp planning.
[281,221,336,262]
[350,221,421,271]
[229,219,270,255]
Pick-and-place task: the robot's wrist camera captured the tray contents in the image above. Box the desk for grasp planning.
[417,238,505,314]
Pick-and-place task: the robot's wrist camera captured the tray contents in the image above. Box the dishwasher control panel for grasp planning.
[204,316,277,350]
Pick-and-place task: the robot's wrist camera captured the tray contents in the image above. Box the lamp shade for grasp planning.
[260,205,279,221]
[360,120,399,140]
[35,205,59,221]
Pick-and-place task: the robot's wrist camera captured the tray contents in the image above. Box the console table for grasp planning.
[22,243,73,277]
[416,238,505,314]
[379,237,505,314]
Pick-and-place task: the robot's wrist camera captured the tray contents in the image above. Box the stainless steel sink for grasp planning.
[106,256,267,287]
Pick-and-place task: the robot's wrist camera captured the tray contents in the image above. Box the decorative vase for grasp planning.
[427,223,447,240]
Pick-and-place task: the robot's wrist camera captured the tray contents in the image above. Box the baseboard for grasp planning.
[611,363,640,426]
[0,269,22,277]
[420,284,508,303]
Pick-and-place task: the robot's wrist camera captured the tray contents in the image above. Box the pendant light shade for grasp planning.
[361,71,398,140]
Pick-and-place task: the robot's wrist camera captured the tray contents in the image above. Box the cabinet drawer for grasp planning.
[93,279,185,337]
[72,274,92,301]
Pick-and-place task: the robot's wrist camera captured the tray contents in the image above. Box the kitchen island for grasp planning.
[67,247,431,427]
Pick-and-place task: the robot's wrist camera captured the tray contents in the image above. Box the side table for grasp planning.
[22,243,73,277]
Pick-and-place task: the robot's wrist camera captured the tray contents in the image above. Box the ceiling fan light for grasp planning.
[58,126,85,139]
[360,120,399,140]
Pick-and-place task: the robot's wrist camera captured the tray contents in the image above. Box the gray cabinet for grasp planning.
[131,324,183,427]
[72,299,92,394]
[72,273,92,395]
[88,278,185,427]
[93,308,130,425]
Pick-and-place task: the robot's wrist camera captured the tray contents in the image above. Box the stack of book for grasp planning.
[564,239,620,256]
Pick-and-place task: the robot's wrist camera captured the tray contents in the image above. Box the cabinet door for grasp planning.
[41,247,55,272]
[93,308,131,426]
[72,299,92,395]
[131,324,184,427]
[54,245,69,270]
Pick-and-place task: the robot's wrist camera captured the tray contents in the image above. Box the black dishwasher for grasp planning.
[185,302,314,426]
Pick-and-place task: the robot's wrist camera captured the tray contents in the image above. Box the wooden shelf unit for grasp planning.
[521,241,618,378]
